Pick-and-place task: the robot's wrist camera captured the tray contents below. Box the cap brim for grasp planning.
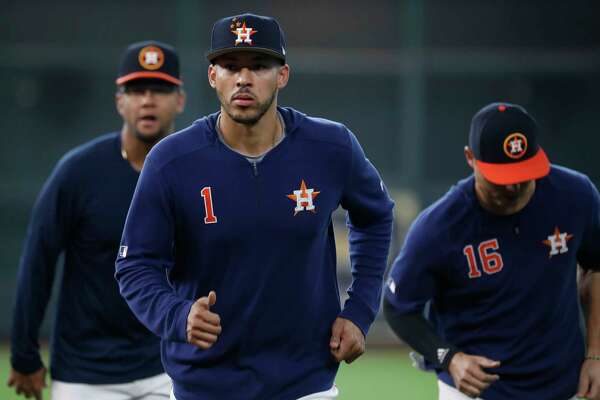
[116,72,182,86]
[206,47,285,62]
[476,147,550,185]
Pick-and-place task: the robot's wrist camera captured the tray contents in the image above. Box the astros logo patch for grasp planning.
[503,133,528,159]
[138,46,164,70]
[230,18,257,45]
[286,180,320,215]
[542,226,573,258]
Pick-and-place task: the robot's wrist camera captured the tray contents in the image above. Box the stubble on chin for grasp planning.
[229,110,263,126]
[220,89,277,126]
[133,128,167,145]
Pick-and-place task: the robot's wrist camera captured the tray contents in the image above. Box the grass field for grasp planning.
[0,345,437,399]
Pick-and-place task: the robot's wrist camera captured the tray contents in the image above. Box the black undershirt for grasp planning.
[383,297,458,371]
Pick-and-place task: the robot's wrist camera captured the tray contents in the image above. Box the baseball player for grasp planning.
[8,41,185,399]
[384,102,600,399]
[115,13,394,400]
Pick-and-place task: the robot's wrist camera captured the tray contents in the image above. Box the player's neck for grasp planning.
[474,180,536,216]
[219,107,282,157]
[120,128,159,172]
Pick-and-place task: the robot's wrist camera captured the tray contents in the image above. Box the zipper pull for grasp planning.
[252,161,258,176]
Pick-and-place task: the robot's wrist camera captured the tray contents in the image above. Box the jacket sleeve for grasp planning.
[383,207,460,369]
[578,176,600,271]
[115,158,194,343]
[10,161,74,374]
[338,131,394,336]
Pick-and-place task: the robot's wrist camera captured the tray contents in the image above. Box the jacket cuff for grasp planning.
[172,300,195,343]
[339,298,376,337]
[11,353,43,375]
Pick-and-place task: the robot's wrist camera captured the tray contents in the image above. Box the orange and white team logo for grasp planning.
[542,226,573,258]
[230,18,257,45]
[503,132,528,159]
[138,46,164,70]
[286,180,320,215]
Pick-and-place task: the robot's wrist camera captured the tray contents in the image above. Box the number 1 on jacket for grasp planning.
[201,187,218,224]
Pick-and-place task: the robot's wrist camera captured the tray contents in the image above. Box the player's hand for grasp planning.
[186,290,222,349]
[7,367,47,400]
[329,317,365,364]
[577,358,600,400]
[448,352,500,398]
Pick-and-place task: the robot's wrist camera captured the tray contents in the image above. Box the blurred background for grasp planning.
[1,0,599,385]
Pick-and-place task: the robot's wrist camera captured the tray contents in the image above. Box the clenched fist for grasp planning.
[329,317,365,364]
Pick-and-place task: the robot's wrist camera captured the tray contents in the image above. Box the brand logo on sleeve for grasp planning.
[437,348,449,364]
[386,277,396,294]
[118,245,128,258]
[286,180,320,215]
[542,226,573,258]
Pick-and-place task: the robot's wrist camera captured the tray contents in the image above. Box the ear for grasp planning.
[175,89,186,114]
[115,90,125,117]
[464,146,475,169]
[208,64,217,88]
[277,64,290,89]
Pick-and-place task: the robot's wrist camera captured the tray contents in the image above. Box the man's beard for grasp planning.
[222,89,277,126]
[133,127,168,144]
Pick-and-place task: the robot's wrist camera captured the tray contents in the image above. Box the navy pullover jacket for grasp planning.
[386,167,600,400]
[11,133,163,383]
[116,107,394,400]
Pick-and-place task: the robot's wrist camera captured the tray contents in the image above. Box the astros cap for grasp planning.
[469,102,550,185]
[206,13,286,63]
[116,40,182,86]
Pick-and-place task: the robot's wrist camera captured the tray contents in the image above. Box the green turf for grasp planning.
[336,347,437,399]
[0,345,437,399]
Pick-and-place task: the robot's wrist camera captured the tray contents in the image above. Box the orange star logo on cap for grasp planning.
[231,21,258,45]
[503,132,528,159]
[138,46,164,70]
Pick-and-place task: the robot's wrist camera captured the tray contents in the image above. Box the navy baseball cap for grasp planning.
[116,40,182,86]
[206,13,286,63]
[469,102,550,185]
